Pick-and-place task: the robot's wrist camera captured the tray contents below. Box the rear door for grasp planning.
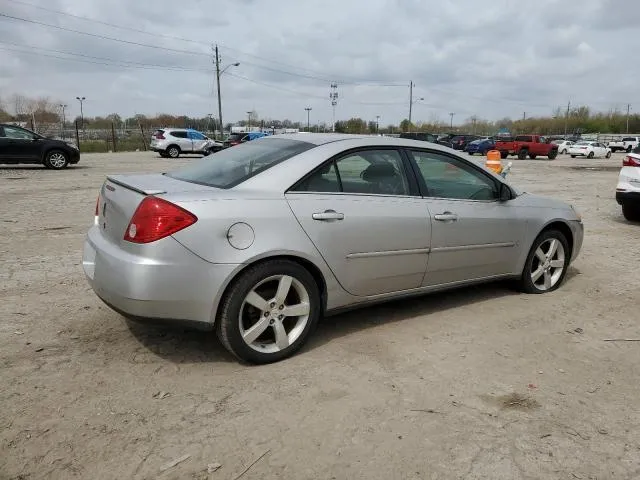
[170,130,193,152]
[407,149,526,286]
[286,148,431,297]
[1,125,41,161]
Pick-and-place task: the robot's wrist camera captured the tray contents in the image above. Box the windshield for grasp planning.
[167,138,314,189]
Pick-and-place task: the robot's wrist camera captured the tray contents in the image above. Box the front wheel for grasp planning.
[606,151,611,158]
[216,260,321,364]
[44,150,69,170]
[626,145,633,153]
[622,203,640,222]
[518,230,570,294]
[548,150,558,160]
[587,152,594,159]
[561,149,567,154]
[518,149,527,160]
[500,151,508,159]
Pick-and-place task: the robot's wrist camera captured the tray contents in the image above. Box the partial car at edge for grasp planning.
[616,145,640,221]
[83,134,584,364]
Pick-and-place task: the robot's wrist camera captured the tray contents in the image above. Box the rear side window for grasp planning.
[515,135,533,142]
[170,131,188,138]
[152,129,164,137]
[167,138,314,189]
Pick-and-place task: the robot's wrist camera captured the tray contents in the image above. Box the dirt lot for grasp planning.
[1,151,639,480]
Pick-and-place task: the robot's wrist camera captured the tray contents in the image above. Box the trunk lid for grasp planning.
[98,173,215,244]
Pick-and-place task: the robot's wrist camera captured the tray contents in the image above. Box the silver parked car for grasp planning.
[83,134,583,363]
[150,128,223,158]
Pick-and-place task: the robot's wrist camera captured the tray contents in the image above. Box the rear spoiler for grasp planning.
[106,175,167,196]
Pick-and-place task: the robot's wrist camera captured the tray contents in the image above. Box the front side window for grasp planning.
[170,131,188,138]
[167,138,314,189]
[189,131,206,140]
[3,126,34,140]
[293,149,410,196]
[410,150,498,201]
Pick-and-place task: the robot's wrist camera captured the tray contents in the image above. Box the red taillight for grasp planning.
[124,197,197,244]
[623,155,640,167]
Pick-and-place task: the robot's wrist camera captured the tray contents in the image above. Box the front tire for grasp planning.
[44,150,69,170]
[500,151,508,159]
[548,150,558,160]
[561,149,567,154]
[216,260,321,364]
[518,149,528,160]
[606,151,612,158]
[518,229,570,294]
[587,152,594,159]
[622,203,640,222]
[626,145,633,153]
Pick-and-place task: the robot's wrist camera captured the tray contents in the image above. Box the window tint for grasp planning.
[622,137,635,142]
[294,149,410,196]
[170,130,188,138]
[515,135,532,142]
[410,150,498,201]
[167,138,313,189]
[3,126,34,140]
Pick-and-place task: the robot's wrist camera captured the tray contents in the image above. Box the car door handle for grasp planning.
[434,212,458,222]
[312,210,344,221]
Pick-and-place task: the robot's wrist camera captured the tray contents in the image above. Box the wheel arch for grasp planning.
[42,147,68,163]
[516,219,575,276]
[210,253,329,325]
[167,144,181,152]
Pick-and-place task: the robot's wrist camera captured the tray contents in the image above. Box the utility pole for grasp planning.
[329,82,338,132]
[449,112,455,129]
[304,107,312,132]
[626,104,631,134]
[564,101,571,137]
[59,103,67,139]
[408,81,413,127]
[376,115,380,134]
[214,45,224,139]
[523,112,526,121]
[246,111,252,130]
[75,96,85,134]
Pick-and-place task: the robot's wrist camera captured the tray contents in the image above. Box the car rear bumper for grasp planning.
[82,225,239,326]
[616,191,640,206]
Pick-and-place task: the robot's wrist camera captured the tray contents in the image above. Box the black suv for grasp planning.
[450,135,482,150]
[0,124,80,169]
[399,132,438,143]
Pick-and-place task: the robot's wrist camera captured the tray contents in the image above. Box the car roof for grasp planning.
[260,132,466,153]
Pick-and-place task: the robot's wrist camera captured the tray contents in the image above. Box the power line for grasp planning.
[0,13,210,56]
[0,40,211,71]
[225,72,326,100]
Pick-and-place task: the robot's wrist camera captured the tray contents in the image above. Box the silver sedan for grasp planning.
[83,134,584,363]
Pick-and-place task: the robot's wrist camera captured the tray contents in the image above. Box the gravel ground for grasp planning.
[1,151,639,480]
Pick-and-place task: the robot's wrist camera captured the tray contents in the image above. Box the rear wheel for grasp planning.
[622,203,640,222]
[500,151,508,159]
[606,151,612,158]
[44,150,69,170]
[548,150,558,160]
[518,229,570,294]
[587,151,594,159]
[216,260,321,364]
[518,149,528,160]
[167,146,180,158]
[626,145,633,153]
[561,149,567,154]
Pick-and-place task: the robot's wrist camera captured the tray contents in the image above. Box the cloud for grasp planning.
[0,0,637,124]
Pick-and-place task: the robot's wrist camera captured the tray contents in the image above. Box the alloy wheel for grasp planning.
[530,238,565,291]
[49,152,67,169]
[238,275,311,353]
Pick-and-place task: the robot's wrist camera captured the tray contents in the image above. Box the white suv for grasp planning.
[150,128,222,158]
[616,145,640,221]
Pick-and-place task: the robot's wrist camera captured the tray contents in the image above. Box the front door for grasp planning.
[408,149,526,286]
[286,148,431,297]
[188,130,209,153]
[1,125,40,162]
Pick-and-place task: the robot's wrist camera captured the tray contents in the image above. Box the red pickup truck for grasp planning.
[494,135,558,160]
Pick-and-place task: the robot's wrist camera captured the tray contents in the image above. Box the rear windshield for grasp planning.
[166,138,314,189]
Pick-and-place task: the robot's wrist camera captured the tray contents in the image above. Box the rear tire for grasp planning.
[561,149,567,154]
[167,146,180,158]
[216,260,321,364]
[626,145,633,153]
[587,152,594,159]
[548,150,558,160]
[500,151,508,159]
[517,229,570,294]
[622,203,640,222]
[518,149,528,160]
[606,151,611,158]
[44,150,69,170]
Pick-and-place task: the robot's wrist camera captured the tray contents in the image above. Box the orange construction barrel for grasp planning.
[485,150,503,174]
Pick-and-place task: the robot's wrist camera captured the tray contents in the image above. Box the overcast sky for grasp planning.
[0,0,636,126]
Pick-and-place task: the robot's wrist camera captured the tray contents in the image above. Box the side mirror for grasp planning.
[499,183,512,202]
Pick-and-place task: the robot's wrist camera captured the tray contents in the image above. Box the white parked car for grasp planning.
[568,141,611,159]
[150,128,223,158]
[553,140,574,154]
[616,146,640,221]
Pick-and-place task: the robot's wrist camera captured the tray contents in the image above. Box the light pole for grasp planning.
[59,103,67,138]
[214,45,239,139]
[246,111,252,130]
[449,112,455,129]
[376,115,380,134]
[207,113,213,134]
[305,107,312,132]
[75,96,85,133]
